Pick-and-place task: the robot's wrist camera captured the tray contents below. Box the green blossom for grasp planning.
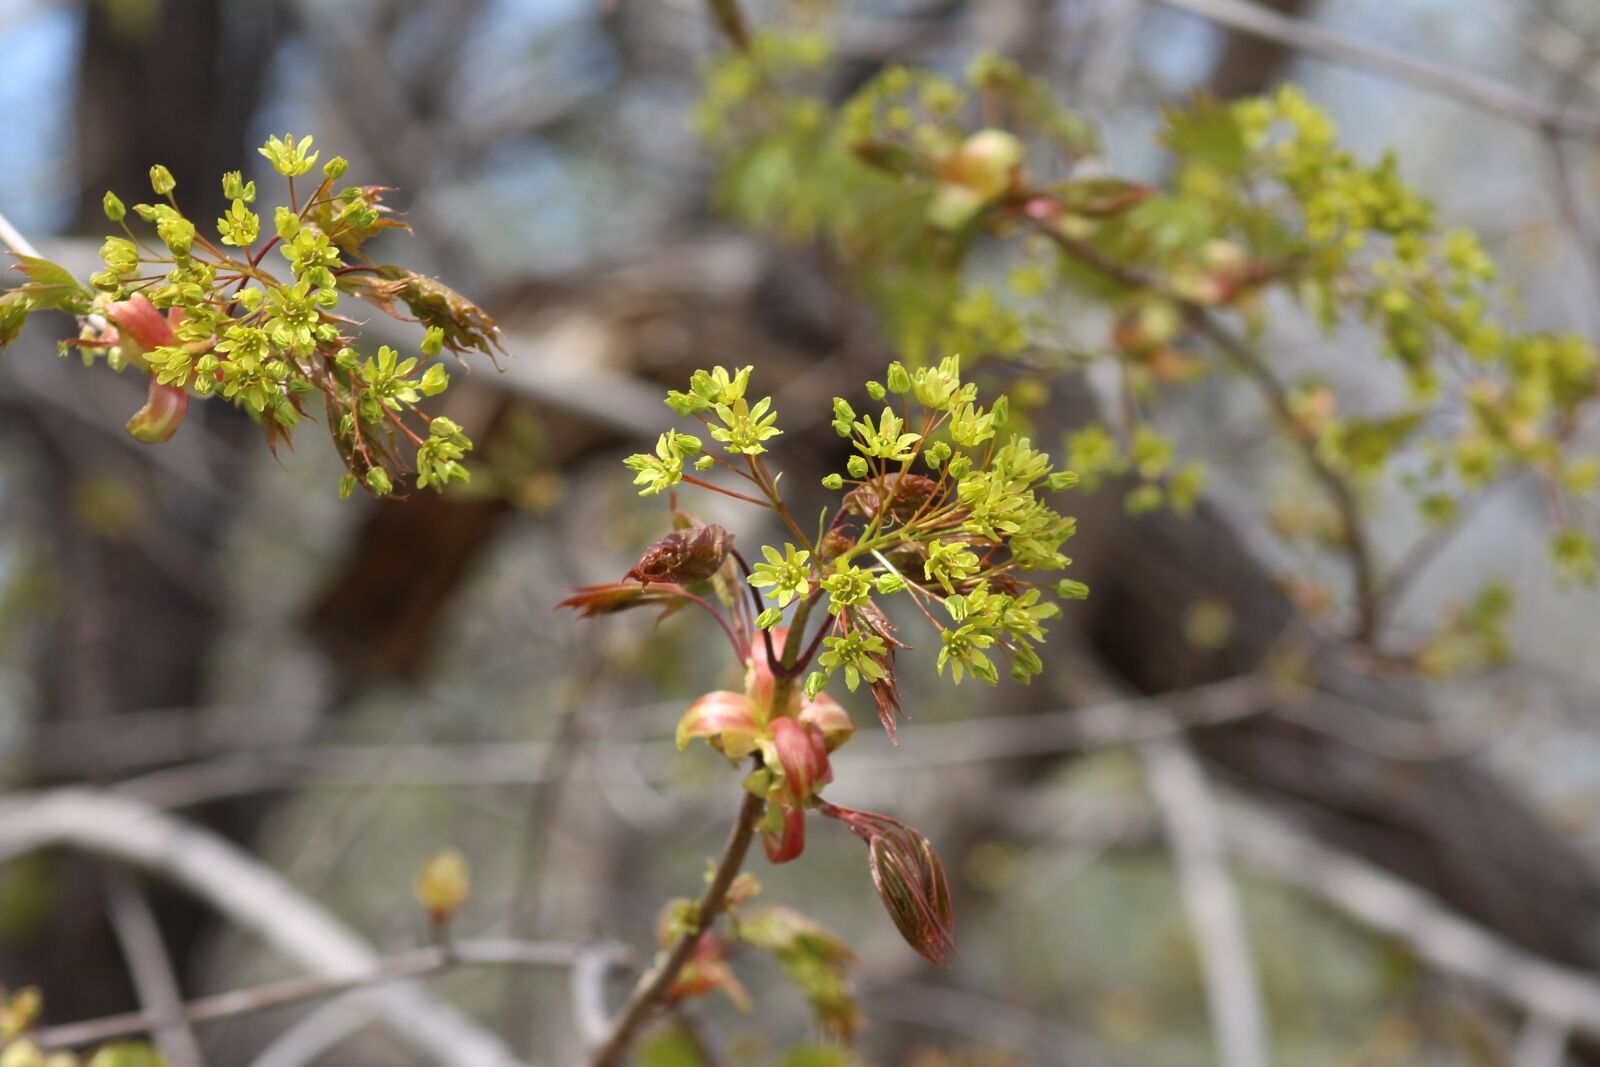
[710,395,782,455]
[923,539,980,593]
[417,417,473,491]
[818,631,888,691]
[259,132,320,177]
[852,407,921,462]
[820,562,873,614]
[217,199,259,247]
[750,543,812,607]
[624,430,703,496]
[937,623,997,684]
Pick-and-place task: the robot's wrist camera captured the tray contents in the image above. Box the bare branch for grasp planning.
[585,788,766,1067]
[34,939,590,1052]
[0,789,528,1067]
[1141,736,1271,1067]
[0,209,44,259]
[1515,1012,1571,1067]
[103,873,206,1067]
[1151,0,1600,138]
[1221,799,1600,1037]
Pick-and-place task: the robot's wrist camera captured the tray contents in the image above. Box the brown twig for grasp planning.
[1032,222,1381,641]
[584,788,766,1067]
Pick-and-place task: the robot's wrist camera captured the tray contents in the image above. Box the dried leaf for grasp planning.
[556,581,688,622]
[340,265,506,358]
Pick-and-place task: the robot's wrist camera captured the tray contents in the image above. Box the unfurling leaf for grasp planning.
[0,291,32,349]
[626,524,733,586]
[1050,177,1155,217]
[5,253,92,314]
[821,804,956,966]
[760,716,832,806]
[677,691,762,759]
[736,905,861,1041]
[666,931,751,1012]
[125,379,189,443]
[762,804,806,865]
[106,293,176,353]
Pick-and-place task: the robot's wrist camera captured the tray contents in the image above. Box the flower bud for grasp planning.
[413,848,471,920]
[324,155,349,180]
[821,804,956,966]
[886,361,913,394]
[274,206,300,240]
[148,164,176,196]
[102,191,125,222]
[365,467,394,496]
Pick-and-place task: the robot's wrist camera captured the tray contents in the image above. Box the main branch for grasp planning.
[585,788,766,1067]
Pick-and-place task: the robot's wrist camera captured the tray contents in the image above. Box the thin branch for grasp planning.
[1034,223,1380,640]
[0,789,527,1067]
[1188,312,1379,640]
[585,788,766,1067]
[103,873,206,1067]
[32,939,591,1052]
[1140,736,1271,1067]
[98,675,1274,811]
[1221,799,1600,1038]
[0,209,44,259]
[1150,0,1600,139]
[1514,1012,1571,1067]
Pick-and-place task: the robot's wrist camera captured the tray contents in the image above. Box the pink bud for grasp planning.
[125,378,188,443]
[821,803,957,966]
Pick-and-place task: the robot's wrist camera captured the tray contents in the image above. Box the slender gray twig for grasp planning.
[1151,0,1600,138]
[104,873,206,1067]
[0,789,527,1067]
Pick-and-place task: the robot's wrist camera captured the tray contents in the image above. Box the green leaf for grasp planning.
[777,1049,859,1067]
[0,291,33,348]
[636,1032,706,1067]
[7,254,92,314]
[1051,177,1155,217]
[1160,94,1251,171]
